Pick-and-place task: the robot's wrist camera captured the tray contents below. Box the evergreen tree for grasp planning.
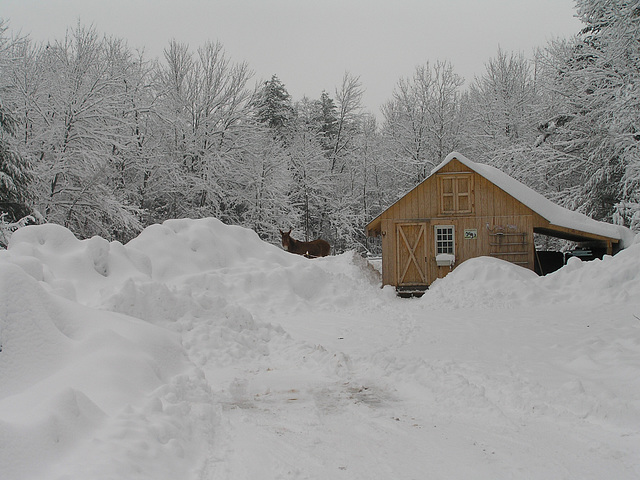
[0,95,32,222]
[313,90,339,151]
[254,75,294,139]
[0,21,32,222]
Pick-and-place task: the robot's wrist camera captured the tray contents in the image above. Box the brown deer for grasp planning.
[279,229,330,258]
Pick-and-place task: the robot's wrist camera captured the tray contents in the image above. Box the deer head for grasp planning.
[279,229,292,251]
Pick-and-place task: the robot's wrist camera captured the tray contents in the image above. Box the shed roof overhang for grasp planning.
[534,222,620,249]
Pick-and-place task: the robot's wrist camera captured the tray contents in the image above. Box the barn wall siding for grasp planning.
[377,159,539,287]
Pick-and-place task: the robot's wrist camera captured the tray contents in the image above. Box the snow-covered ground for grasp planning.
[1,217,639,479]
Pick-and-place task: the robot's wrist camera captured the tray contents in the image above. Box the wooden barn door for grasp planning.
[396,223,428,287]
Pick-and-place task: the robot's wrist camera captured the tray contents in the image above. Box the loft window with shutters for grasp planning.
[438,173,474,215]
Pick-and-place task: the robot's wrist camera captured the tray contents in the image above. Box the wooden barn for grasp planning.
[366,152,629,294]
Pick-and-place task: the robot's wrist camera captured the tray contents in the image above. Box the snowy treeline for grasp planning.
[1,0,639,250]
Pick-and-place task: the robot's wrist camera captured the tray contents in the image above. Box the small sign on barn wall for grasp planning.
[464,229,478,239]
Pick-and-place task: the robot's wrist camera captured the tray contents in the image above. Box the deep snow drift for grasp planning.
[1,217,639,479]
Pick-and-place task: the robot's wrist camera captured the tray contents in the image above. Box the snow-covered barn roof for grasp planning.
[368,152,634,247]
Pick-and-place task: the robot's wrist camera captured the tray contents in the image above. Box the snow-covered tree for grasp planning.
[535,1,640,225]
[382,61,463,191]
[253,74,294,141]
[460,49,539,161]
[107,48,169,234]
[156,40,254,221]
[286,117,329,242]
[3,24,144,239]
[0,21,33,223]
[227,128,296,241]
[312,90,339,153]
[289,78,374,251]
[344,112,386,251]
[316,73,367,250]
[0,96,32,222]
[329,72,363,174]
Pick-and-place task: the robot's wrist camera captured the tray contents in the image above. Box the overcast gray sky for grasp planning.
[3,0,582,114]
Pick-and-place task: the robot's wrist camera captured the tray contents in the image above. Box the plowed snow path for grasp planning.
[176,290,640,479]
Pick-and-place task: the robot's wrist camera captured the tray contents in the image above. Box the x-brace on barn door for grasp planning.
[396,223,428,286]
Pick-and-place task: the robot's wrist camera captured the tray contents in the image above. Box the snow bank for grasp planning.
[120,218,381,319]
[423,256,542,308]
[126,218,293,281]
[0,229,216,480]
[543,241,640,304]
[1,217,639,479]
[423,240,640,309]
[5,223,151,305]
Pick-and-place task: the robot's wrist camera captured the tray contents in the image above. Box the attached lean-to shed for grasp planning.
[366,152,631,294]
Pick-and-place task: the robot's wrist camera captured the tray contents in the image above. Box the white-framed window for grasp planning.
[435,225,455,255]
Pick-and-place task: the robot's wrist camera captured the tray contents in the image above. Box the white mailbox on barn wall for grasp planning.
[435,253,455,267]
